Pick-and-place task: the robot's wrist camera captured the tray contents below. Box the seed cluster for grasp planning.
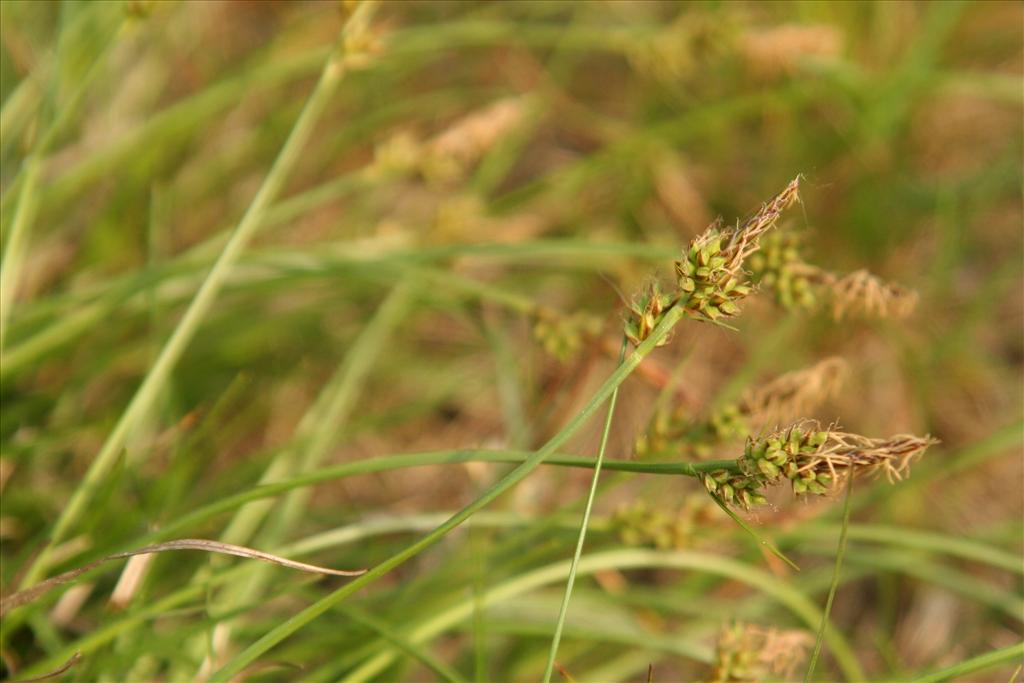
[703,422,937,508]
[612,499,714,550]
[742,425,833,493]
[533,311,603,361]
[675,234,752,321]
[701,467,768,509]
[747,232,817,310]
[623,177,802,346]
[703,425,832,507]
[708,403,747,441]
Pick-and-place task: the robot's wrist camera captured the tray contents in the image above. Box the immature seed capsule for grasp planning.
[757,459,780,478]
[807,480,828,495]
[719,301,741,316]
[809,431,829,447]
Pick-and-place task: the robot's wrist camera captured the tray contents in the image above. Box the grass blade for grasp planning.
[909,642,1024,683]
[708,493,800,572]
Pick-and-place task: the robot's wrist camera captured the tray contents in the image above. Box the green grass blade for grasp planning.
[909,642,1024,683]
[0,157,41,353]
[339,606,468,683]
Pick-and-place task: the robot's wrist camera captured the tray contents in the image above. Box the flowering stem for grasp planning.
[805,473,854,681]
[542,336,628,683]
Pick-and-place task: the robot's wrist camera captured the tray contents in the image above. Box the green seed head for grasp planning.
[757,459,780,479]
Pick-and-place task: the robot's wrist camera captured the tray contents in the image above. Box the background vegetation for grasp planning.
[0,1,1021,681]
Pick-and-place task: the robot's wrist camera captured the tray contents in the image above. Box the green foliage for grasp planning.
[1,1,1021,682]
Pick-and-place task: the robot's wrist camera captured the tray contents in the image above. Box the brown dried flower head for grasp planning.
[634,357,846,462]
[827,269,919,320]
[748,233,919,321]
[423,97,527,183]
[706,622,813,682]
[739,357,849,427]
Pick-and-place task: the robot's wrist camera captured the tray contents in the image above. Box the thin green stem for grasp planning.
[542,336,627,683]
[805,474,854,682]
[209,305,688,682]
[135,448,733,550]
[17,6,370,591]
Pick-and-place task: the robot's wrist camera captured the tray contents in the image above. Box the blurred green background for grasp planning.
[1,1,1021,681]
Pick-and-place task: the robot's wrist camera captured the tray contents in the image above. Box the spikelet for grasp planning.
[623,281,676,347]
[826,269,919,320]
[635,357,846,461]
[703,421,937,508]
[371,129,421,178]
[746,231,820,310]
[739,357,848,427]
[675,178,801,322]
[533,310,603,362]
[749,232,919,321]
[611,499,715,550]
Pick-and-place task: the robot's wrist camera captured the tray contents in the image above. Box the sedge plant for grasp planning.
[3,3,1020,682]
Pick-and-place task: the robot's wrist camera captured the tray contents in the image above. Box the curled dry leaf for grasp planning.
[1,539,365,617]
[9,651,82,682]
